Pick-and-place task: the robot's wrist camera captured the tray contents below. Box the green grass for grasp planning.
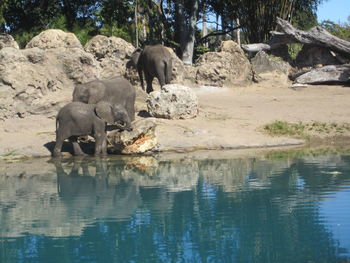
[263,121,308,138]
[263,121,350,139]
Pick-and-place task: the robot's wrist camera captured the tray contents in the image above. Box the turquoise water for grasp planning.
[0,152,350,263]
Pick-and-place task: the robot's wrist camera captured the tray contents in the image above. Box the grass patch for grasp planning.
[263,121,308,138]
[263,121,350,139]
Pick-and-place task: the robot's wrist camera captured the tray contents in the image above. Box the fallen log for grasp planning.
[294,65,350,84]
[242,31,294,52]
[276,18,350,56]
[242,18,350,57]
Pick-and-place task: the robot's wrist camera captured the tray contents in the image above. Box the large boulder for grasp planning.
[194,40,252,87]
[108,119,157,154]
[0,34,19,50]
[146,84,198,119]
[0,47,100,119]
[26,29,83,49]
[85,35,135,78]
[251,51,291,74]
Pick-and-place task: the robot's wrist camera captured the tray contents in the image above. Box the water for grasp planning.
[1,150,350,263]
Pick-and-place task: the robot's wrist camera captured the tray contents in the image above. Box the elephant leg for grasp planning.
[94,133,105,157]
[127,103,135,122]
[155,63,166,87]
[52,132,65,158]
[137,67,145,91]
[69,136,87,156]
[145,74,154,94]
[101,133,108,156]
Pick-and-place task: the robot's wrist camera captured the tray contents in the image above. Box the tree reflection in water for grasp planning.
[0,152,349,263]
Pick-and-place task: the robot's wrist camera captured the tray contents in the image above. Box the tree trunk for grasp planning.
[242,18,350,57]
[180,0,198,65]
[202,2,208,47]
[235,18,240,45]
[242,31,294,52]
[277,17,350,56]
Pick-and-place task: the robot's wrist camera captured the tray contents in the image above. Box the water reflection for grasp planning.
[0,151,350,262]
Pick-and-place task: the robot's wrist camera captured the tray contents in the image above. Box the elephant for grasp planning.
[72,76,136,122]
[127,44,173,93]
[52,101,132,157]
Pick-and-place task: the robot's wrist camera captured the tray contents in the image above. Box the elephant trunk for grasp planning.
[114,116,132,132]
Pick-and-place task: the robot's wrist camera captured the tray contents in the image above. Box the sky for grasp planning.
[317,0,350,23]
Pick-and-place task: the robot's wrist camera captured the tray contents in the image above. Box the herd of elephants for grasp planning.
[52,44,173,157]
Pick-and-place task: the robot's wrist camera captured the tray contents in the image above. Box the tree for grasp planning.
[0,0,8,30]
[320,19,350,42]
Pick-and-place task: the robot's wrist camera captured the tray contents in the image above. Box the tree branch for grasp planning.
[198,25,242,43]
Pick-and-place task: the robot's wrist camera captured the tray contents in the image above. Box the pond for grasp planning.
[1,149,350,263]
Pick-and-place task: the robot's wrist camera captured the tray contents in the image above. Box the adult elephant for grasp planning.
[53,101,132,157]
[127,44,172,93]
[73,76,136,122]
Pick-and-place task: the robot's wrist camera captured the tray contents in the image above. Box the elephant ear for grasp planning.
[133,47,142,54]
[94,102,114,124]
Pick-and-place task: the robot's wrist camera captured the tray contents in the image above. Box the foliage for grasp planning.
[288,43,303,60]
[0,0,327,61]
[264,121,309,138]
[264,120,350,139]
[320,19,350,41]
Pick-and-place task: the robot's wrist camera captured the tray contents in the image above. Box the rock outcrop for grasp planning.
[194,40,252,87]
[251,51,291,74]
[146,84,198,119]
[0,34,19,50]
[85,35,135,78]
[26,29,82,49]
[0,46,100,119]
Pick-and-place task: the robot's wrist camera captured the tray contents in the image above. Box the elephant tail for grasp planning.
[165,59,172,84]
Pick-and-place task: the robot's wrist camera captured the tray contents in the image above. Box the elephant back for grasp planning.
[73,80,106,104]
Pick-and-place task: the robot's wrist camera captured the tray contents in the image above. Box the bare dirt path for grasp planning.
[1,73,350,158]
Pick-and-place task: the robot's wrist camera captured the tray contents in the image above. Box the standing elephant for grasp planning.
[73,76,136,122]
[127,44,173,93]
[52,101,132,157]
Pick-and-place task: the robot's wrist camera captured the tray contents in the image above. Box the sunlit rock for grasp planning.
[108,119,157,154]
[147,84,198,119]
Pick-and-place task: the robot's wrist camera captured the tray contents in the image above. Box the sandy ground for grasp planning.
[1,73,350,158]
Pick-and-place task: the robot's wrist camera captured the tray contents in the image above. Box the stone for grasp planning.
[26,29,82,49]
[147,84,198,119]
[108,119,157,154]
[85,35,135,78]
[0,46,100,119]
[294,65,350,84]
[194,40,252,87]
[251,51,291,74]
[0,34,19,50]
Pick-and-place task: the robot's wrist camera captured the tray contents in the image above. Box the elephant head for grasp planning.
[95,102,132,131]
[126,47,142,69]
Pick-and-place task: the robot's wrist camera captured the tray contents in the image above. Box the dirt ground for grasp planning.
[1,73,350,158]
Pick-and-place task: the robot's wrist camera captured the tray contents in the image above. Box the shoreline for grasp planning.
[1,75,350,160]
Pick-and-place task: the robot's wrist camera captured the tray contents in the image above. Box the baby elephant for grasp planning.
[52,101,132,157]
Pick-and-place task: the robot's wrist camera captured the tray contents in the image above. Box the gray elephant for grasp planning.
[127,44,172,93]
[73,76,136,122]
[52,101,132,157]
